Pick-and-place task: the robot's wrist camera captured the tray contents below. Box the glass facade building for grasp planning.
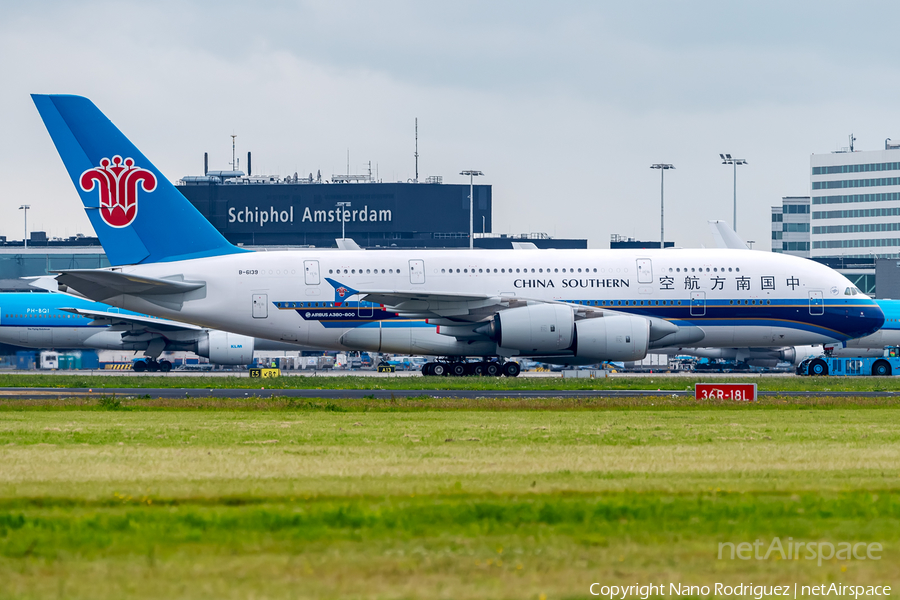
[770,196,810,257]
[811,146,900,259]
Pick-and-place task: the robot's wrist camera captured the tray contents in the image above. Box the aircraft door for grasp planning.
[304,260,320,285]
[357,295,374,318]
[409,259,425,284]
[636,259,653,284]
[690,292,706,316]
[252,294,268,318]
[809,291,824,315]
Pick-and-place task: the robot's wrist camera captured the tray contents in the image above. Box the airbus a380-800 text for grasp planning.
[31,94,884,376]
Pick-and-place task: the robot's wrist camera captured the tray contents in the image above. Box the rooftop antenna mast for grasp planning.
[230,134,237,171]
[414,118,419,183]
[850,133,856,152]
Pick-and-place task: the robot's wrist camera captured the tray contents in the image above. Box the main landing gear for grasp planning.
[421,359,520,377]
[132,359,173,373]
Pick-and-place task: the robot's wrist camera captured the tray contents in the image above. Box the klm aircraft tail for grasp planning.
[32,94,247,266]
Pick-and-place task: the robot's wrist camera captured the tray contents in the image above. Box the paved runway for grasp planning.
[0,387,898,400]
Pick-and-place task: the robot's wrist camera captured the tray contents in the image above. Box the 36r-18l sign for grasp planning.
[695,383,757,402]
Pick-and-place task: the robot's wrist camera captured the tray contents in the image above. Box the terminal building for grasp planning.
[176,164,586,250]
[771,138,900,296]
[771,196,811,257]
[810,138,900,261]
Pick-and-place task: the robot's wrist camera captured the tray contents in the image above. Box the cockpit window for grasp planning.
[844,287,862,296]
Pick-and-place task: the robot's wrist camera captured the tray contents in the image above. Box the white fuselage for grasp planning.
[83,248,883,360]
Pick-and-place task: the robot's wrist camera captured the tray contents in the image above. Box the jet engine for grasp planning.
[478,305,650,362]
[196,331,255,365]
[572,316,650,362]
[479,304,575,352]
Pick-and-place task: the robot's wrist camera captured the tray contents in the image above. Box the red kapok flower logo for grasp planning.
[80,156,157,228]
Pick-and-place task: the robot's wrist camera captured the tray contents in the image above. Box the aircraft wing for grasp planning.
[53,269,206,303]
[59,308,204,332]
[325,277,669,325]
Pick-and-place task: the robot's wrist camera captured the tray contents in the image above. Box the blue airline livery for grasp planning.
[31,94,885,376]
[0,292,295,370]
[824,299,900,357]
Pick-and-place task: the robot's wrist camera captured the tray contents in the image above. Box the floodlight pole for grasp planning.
[720,154,747,232]
[336,201,351,240]
[19,205,30,248]
[460,170,483,249]
[650,164,674,249]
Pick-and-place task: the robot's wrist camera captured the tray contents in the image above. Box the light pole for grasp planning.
[336,201,351,240]
[650,164,674,249]
[460,170,483,249]
[719,154,747,232]
[19,205,30,248]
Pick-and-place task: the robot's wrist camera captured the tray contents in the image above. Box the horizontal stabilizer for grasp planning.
[54,269,205,303]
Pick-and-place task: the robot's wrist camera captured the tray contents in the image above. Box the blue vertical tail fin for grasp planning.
[32,94,246,265]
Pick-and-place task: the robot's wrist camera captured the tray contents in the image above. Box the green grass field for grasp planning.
[1,399,898,599]
[3,372,900,393]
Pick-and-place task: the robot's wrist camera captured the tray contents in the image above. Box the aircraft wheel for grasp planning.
[450,363,467,377]
[502,362,521,377]
[431,363,447,377]
[485,362,501,377]
[872,360,892,376]
[809,359,828,376]
[472,362,486,376]
[146,361,159,372]
[133,361,146,373]
[421,363,434,376]
[158,360,172,373]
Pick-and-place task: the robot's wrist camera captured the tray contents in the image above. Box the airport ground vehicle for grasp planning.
[796,348,900,376]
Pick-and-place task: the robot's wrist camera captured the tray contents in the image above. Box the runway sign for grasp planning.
[695,383,757,402]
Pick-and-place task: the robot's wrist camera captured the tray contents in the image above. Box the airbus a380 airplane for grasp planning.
[0,292,298,370]
[31,94,885,376]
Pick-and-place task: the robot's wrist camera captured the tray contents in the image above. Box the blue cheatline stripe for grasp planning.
[279,296,882,338]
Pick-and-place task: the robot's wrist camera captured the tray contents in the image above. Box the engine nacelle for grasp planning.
[572,316,650,362]
[784,345,822,365]
[197,331,255,365]
[485,304,575,352]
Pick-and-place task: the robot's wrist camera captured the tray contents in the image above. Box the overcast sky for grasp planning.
[2,1,899,249]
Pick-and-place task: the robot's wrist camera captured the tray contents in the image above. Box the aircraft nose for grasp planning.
[852,299,885,338]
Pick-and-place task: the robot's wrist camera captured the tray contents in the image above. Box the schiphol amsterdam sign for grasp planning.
[228,205,393,227]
